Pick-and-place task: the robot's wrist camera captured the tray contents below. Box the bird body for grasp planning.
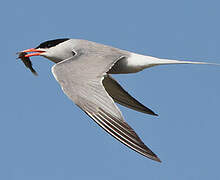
[37,39,218,74]
[18,38,219,162]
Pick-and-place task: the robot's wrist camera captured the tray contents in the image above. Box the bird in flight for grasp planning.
[18,38,219,162]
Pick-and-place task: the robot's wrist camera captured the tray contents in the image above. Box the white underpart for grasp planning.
[124,53,220,73]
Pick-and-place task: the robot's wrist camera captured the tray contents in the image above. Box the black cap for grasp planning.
[36,38,69,49]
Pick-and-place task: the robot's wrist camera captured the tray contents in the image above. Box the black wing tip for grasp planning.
[145,153,161,162]
[152,112,159,116]
[142,149,161,162]
[146,110,158,117]
[153,156,162,163]
[141,106,158,116]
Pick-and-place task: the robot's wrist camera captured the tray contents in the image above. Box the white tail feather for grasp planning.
[153,58,220,66]
[119,53,220,74]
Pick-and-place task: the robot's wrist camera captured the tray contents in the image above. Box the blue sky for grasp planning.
[1,0,220,179]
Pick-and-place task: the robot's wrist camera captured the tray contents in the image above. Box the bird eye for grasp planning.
[72,50,76,56]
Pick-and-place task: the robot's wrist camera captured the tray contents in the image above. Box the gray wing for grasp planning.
[103,75,158,116]
[51,54,160,162]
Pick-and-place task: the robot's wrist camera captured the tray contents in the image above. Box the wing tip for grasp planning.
[152,112,159,116]
[141,106,158,116]
[147,110,158,117]
[143,152,161,162]
[153,156,162,163]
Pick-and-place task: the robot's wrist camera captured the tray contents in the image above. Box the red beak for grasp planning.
[22,48,45,57]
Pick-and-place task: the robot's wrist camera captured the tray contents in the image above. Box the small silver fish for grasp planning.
[17,52,38,76]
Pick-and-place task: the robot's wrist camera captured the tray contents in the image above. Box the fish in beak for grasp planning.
[17,49,45,75]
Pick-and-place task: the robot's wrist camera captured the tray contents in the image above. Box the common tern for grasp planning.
[18,38,219,162]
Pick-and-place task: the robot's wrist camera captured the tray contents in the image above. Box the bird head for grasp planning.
[21,38,73,63]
